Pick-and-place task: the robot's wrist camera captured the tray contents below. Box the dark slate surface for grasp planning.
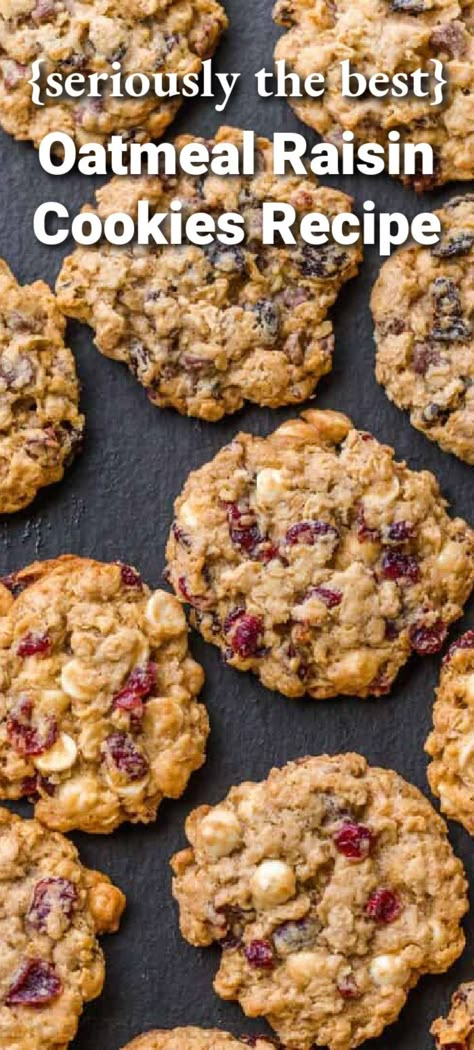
[0,2,473,1047]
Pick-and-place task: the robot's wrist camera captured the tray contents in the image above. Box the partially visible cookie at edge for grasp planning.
[372,195,474,464]
[56,127,362,421]
[166,408,474,700]
[0,0,228,150]
[431,982,474,1047]
[0,259,84,513]
[425,629,474,832]
[171,753,468,1050]
[0,555,208,834]
[122,1029,277,1050]
[0,806,125,1050]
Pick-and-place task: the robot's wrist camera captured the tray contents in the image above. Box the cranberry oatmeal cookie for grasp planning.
[172,754,468,1050]
[0,555,208,834]
[166,409,474,700]
[0,260,84,514]
[0,806,125,1050]
[0,0,227,150]
[425,629,474,832]
[56,128,361,421]
[122,1030,277,1050]
[372,195,474,464]
[273,0,474,188]
[431,983,474,1047]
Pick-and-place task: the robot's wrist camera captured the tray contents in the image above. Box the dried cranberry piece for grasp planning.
[104,732,149,780]
[337,974,361,999]
[7,698,58,757]
[244,939,275,969]
[112,662,157,715]
[16,633,51,658]
[334,821,374,861]
[177,575,209,609]
[305,585,342,609]
[5,959,62,1006]
[409,621,447,655]
[172,522,192,550]
[225,502,263,556]
[224,610,264,658]
[382,521,415,545]
[27,878,77,931]
[381,552,420,583]
[356,507,380,543]
[118,563,142,588]
[286,521,339,546]
[443,630,474,664]
[366,889,401,924]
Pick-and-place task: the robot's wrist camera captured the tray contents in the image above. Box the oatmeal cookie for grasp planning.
[372,195,474,464]
[122,1030,276,1050]
[431,982,474,1047]
[171,753,468,1050]
[165,409,474,700]
[425,629,474,832]
[273,0,474,188]
[0,555,208,834]
[55,127,361,421]
[0,260,84,514]
[0,0,227,151]
[0,806,125,1050]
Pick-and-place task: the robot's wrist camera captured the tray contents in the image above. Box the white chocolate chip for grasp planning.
[285,951,322,988]
[363,475,400,509]
[145,590,186,640]
[61,659,95,700]
[255,469,286,507]
[437,541,466,575]
[199,807,242,860]
[458,731,474,769]
[250,859,296,907]
[179,497,201,530]
[463,673,474,704]
[370,954,409,987]
[56,774,98,816]
[34,732,78,774]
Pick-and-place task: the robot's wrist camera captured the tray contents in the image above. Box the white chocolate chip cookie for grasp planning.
[426,629,474,832]
[431,982,474,1047]
[0,555,208,833]
[122,1030,276,1050]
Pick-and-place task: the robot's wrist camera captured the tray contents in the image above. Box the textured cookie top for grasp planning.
[0,806,125,1050]
[425,630,474,832]
[0,260,84,513]
[0,0,227,149]
[273,0,473,188]
[172,754,468,1050]
[0,555,208,834]
[56,128,361,421]
[372,195,474,464]
[431,983,474,1047]
[123,1030,276,1050]
[166,409,474,700]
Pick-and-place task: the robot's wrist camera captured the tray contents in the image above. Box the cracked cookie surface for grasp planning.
[165,409,474,700]
[0,0,227,150]
[0,806,125,1050]
[425,629,474,832]
[273,0,474,188]
[55,128,361,421]
[431,982,474,1047]
[0,260,84,513]
[122,1030,276,1050]
[372,195,474,464]
[0,555,208,834]
[171,753,468,1050]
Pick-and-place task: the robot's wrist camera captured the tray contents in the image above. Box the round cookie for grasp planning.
[171,753,468,1050]
[0,260,84,513]
[372,195,474,464]
[0,0,227,151]
[425,629,474,832]
[0,555,208,834]
[273,0,473,189]
[55,127,361,421]
[431,983,474,1047]
[165,409,474,700]
[122,1030,277,1050]
[0,806,125,1050]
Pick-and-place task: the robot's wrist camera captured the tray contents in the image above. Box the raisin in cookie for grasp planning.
[273,0,473,188]
[0,555,208,834]
[0,0,227,151]
[0,806,125,1050]
[425,630,474,831]
[372,196,474,464]
[166,409,474,700]
[431,983,474,1047]
[122,1030,276,1050]
[172,753,468,1050]
[55,127,361,421]
[0,260,84,514]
